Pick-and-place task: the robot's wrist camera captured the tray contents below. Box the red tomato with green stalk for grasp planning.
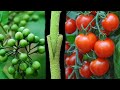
[65,41,70,51]
[102,13,119,32]
[91,11,97,16]
[64,54,68,60]
[79,61,92,78]
[75,32,97,54]
[65,53,76,66]
[101,30,111,36]
[76,14,95,31]
[94,38,115,58]
[66,16,70,20]
[65,67,76,79]
[90,58,109,76]
[65,19,76,34]
[65,52,83,66]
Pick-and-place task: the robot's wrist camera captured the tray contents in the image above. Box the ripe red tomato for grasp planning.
[101,30,111,36]
[65,19,76,34]
[64,54,68,60]
[65,67,76,79]
[91,11,97,16]
[73,51,83,62]
[78,51,83,62]
[79,61,92,78]
[90,58,109,76]
[94,38,115,58]
[65,41,70,51]
[102,13,119,32]
[66,16,70,20]
[75,33,97,54]
[65,53,76,66]
[76,14,95,31]
[65,52,83,66]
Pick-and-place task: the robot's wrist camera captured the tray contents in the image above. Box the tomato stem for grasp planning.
[74,68,80,79]
[72,26,81,79]
[47,11,63,79]
[80,14,96,35]
[50,11,61,55]
[65,44,75,54]
[68,69,75,79]
[95,12,101,32]
[47,35,63,79]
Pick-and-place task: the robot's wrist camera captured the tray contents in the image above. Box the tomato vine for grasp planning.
[65,11,120,79]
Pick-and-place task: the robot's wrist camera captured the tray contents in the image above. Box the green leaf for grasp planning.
[66,33,76,44]
[66,11,78,20]
[113,39,120,79]
[0,11,9,25]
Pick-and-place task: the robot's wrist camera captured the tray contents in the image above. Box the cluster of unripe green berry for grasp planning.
[0,11,45,79]
[8,11,40,25]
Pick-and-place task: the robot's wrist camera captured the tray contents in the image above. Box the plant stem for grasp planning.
[74,29,81,79]
[50,11,61,55]
[28,50,38,55]
[95,11,101,33]
[25,46,29,53]
[84,15,96,31]
[0,23,7,34]
[47,11,62,79]
[27,55,32,64]
[47,35,63,79]
[28,44,31,52]
[95,11,107,40]
[30,43,39,51]
[68,70,75,79]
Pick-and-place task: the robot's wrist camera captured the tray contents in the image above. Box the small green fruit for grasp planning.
[32,61,41,70]
[18,27,25,32]
[19,63,28,71]
[19,20,27,26]
[0,49,6,56]
[27,33,35,42]
[11,24,18,31]
[19,39,28,47]
[7,39,16,46]
[34,36,40,43]
[25,67,34,75]
[12,58,18,65]
[15,32,23,40]
[19,53,27,61]
[38,46,45,54]
[0,55,8,62]
[39,38,45,45]
[8,66,15,74]
[0,34,4,41]
[22,28,30,37]
[13,17,20,24]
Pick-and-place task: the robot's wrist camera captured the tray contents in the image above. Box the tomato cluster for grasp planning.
[0,11,45,79]
[65,11,119,79]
